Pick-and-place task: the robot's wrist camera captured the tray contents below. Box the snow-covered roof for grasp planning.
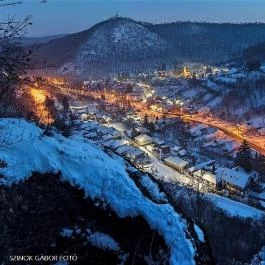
[178,150,187,156]
[258,128,265,135]
[84,132,98,139]
[224,140,240,153]
[153,138,166,146]
[202,172,216,185]
[102,139,128,149]
[98,127,120,137]
[115,145,132,155]
[81,121,99,131]
[126,147,145,158]
[194,160,215,171]
[204,133,216,140]
[101,134,113,141]
[110,122,126,133]
[173,145,181,152]
[195,170,216,185]
[135,134,153,145]
[98,127,113,135]
[198,106,210,112]
[80,113,88,120]
[190,124,208,136]
[164,156,188,169]
[216,168,251,189]
[203,138,231,148]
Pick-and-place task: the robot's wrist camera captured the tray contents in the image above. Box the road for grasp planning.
[41,80,265,155]
[180,115,265,155]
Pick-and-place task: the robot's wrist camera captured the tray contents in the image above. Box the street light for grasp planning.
[237,123,240,135]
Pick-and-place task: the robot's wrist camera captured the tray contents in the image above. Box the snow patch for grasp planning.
[60,228,74,238]
[87,232,120,252]
[193,224,205,243]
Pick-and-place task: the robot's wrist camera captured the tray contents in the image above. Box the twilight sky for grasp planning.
[1,0,265,37]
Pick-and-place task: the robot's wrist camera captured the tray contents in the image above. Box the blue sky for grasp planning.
[1,0,265,37]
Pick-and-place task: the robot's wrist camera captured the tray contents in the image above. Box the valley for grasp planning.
[1,4,265,264]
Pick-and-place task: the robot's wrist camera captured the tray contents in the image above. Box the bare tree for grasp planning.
[0,0,32,116]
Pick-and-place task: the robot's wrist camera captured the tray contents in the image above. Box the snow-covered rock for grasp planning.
[87,232,120,252]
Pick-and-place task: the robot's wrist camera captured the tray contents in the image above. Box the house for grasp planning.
[203,139,240,158]
[149,104,163,113]
[101,134,113,141]
[70,105,88,114]
[101,115,112,124]
[202,172,217,187]
[216,167,251,194]
[258,128,265,136]
[193,169,217,187]
[110,128,122,139]
[178,149,187,157]
[204,130,225,141]
[198,106,210,116]
[80,113,88,121]
[116,145,133,155]
[192,160,215,172]
[190,124,208,137]
[86,103,98,114]
[135,134,153,146]
[111,123,126,134]
[164,156,189,172]
[238,123,252,133]
[80,121,99,132]
[83,131,98,140]
[147,144,171,159]
[98,127,121,139]
[102,139,128,150]
[153,138,166,146]
[136,158,153,169]
[173,146,182,152]
[125,147,145,162]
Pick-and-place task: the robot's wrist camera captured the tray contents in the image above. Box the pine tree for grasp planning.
[235,140,252,172]
[143,114,149,128]
[148,122,155,133]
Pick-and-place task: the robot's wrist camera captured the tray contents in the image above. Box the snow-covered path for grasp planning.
[139,146,192,185]
[208,194,265,219]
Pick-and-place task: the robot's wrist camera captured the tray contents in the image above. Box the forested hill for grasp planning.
[31,17,265,77]
[242,41,265,62]
[146,22,265,63]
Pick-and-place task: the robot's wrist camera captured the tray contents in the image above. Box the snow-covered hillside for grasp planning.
[79,20,166,59]
[59,18,167,76]
[0,119,195,265]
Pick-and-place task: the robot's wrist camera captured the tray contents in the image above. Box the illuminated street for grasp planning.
[40,77,265,155]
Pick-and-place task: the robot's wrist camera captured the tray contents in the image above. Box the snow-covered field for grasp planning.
[0,118,195,265]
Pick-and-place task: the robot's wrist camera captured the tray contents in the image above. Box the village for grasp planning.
[59,66,265,212]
